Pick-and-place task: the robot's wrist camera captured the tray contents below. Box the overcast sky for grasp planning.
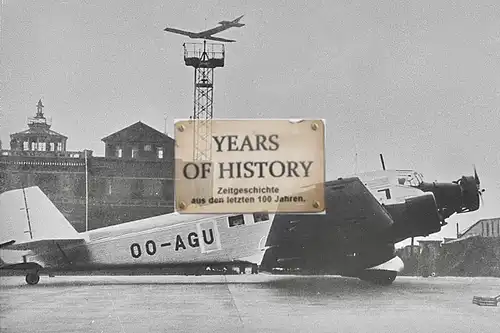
[1,0,499,241]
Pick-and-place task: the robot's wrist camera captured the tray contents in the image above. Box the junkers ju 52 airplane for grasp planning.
[260,167,484,285]
[0,186,274,285]
[163,15,244,42]
[0,166,484,286]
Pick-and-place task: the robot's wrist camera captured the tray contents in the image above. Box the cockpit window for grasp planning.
[253,212,269,222]
[406,172,424,187]
[228,215,245,227]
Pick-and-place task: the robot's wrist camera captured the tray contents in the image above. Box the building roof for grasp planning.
[101,121,174,144]
[10,127,68,139]
[460,217,500,237]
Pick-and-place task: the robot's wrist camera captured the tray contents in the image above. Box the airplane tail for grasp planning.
[233,15,244,23]
[0,186,83,245]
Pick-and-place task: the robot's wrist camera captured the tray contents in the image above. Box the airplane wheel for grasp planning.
[358,270,397,286]
[25,272,40,285]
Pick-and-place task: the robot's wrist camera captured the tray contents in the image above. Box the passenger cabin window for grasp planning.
[228,214,245,227]
[253,212,269,222]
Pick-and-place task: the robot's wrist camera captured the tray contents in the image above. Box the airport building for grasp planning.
[397,217,500,277]
[0,100,175,231]
[457,218,500,239]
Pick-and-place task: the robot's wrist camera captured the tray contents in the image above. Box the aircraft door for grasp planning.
[196,219,222,254]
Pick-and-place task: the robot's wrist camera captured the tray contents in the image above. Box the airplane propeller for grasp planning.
[473,164,480,186]
[473,164,485,206]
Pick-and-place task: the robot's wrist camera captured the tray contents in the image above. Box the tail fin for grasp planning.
[0,186,81,243]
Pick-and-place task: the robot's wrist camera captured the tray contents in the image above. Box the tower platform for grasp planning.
[183,42,225,68]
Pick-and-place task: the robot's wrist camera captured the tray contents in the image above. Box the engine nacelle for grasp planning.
[416,173,482,219]
[385,192,442,243]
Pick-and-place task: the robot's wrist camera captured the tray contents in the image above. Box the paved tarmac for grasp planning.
[1,275,499,333]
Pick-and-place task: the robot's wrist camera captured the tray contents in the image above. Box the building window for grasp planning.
[132,147,139,159]
[228,215,245,227]
[39,142,46,151]
[23,141,29,151]
[253,212,269,222]
[131,179,144,199]
[115,147,122,158]
[49,143,55,151]
[157,147,163,159]
[143,179,162,197]
[144,144,152,151]
[57,142,62,151]
[31,142,37,151]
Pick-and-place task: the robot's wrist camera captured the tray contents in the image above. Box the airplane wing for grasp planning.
[266,177,394,247]
[163,27,197,38]
[203,35,236,43]
[198,25,229,37]
[262,177,398,272]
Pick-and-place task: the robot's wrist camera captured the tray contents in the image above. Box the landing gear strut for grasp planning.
[358,270,397,286]
[25,272,40,285]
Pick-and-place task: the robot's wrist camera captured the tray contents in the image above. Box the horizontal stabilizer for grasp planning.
[203,35,236,42]
[4,238,86,252]
[0,261,43,271]
[0,240,16,249]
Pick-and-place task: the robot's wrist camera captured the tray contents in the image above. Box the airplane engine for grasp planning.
[456,175,481,212]
[416,167,483,220]
[385,192,442,243]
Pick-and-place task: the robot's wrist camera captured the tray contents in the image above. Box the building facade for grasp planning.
[9,99,68,155]
[0,101,175,231]
[102,121,174,161]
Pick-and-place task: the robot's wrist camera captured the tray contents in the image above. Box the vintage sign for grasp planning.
[174,119,325,214]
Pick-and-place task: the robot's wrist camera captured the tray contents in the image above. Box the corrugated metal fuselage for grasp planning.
[29,213,273,271]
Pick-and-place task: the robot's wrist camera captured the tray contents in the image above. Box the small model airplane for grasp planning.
[0,186,274,285]
[164,15,245,42]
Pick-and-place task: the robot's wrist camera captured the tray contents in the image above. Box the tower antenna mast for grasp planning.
[183,39,225,161]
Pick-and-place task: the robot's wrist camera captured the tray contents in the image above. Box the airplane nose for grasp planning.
[416,168,483,220]
[456,172,482,213]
